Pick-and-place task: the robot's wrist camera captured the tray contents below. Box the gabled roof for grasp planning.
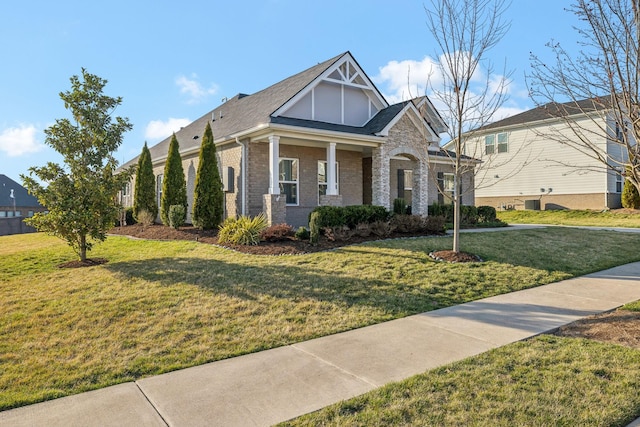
[475,98,611,133]
[0,174,42,208]
[126,52,444,168]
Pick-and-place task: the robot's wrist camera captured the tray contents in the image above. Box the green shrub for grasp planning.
[168,205,186,229]
[393,198,406,215]
[423,215,446,233]
[116,207,136,226]
[309,205,390,230]
[461,205,479,225]
[136,209,155,227]
[477,205,497,223]
[295,226,310,240]
[622,179,640,209]
[430,203,453,222]
[218,214,268,245]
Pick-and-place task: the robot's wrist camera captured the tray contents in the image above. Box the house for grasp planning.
[122,51,474,227]
[0,174,45,236]
[462,99,627,211]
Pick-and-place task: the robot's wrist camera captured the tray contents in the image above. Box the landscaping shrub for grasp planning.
[116,207,136,226]
[260,223,294,242]
[370,220,395,237]
[622,178,640,209]
[430,203,453,222]
[168,205,186,229]
[309,211,320,244]
[423,215,446,233]
[294,226,310,241]
[393,198,406,215]
[461,205,479,225]
[324,226,355,242]
[309,205,390,230]
[477,205,497,223]
[136,209,155,227]
[391,214,424,233]
[218,214,268,245]
[355,222,372,237]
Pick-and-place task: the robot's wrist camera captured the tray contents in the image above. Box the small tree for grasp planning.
[21,69,132,262]
[425,0,512,253]
[160,134,187,226]
[622,175,640,208]
[192,122,224,229]
[133,142,158,221]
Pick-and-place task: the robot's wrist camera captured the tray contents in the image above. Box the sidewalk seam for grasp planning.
[289,344,380,388]
[134,381,170,427]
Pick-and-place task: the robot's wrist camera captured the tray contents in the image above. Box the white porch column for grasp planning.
[326,142,338,195]
[268,135,280,194]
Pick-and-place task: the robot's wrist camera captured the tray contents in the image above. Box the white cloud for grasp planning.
[145,118,191,141]
[176,74,219,104]
[0,125,43,157]
[373,56,440,104]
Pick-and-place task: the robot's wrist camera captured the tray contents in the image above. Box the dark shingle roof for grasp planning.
[477,97,611,132]
[124,52,441,168]
[0,175,42,208]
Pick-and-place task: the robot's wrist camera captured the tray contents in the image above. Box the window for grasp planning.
[485,135,495,155]
[318,161,339,202]
[485,133,508,154]
[443,173,455,199]
[0,211,5,217]
[28,210,34,217]
[15,211,21,217]
[616,170,623,193]
[497,132,508,153]
[7,211,14,217]
[156,174,163,208]
[403,169,413,191]
[279,158,299,205]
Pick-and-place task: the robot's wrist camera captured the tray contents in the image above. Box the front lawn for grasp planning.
[280,335,640,426]
[1,227,640,410]
[498,209,640,228]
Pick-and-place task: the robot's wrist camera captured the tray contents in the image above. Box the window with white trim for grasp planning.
[443,173,455,199]
[616,169,623,193]
[318,161,339,203]
[485,132,508,154]
[279,158,299,205]
[485,135,495,155]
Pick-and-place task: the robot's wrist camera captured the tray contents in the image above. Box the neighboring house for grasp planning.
[462,99,627,211]
[122,51,474,227]
[0,174,45,236]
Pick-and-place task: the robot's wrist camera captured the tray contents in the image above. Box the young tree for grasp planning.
[622,174,640,208]
[133,142,158,221]
[192,122,224,229]
[21,69,133,262]
[160,134,187,225]
[528,0,640,194]
[425,0,512,253]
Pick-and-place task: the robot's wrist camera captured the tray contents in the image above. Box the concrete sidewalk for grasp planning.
[2,262,640,427]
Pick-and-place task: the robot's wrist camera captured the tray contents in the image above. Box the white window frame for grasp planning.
[616,169,623,193]
[485,135,495,155]
[497,132,508,153]
[318,160,339,203]
[443,173,455,199]
[279,158,299,206]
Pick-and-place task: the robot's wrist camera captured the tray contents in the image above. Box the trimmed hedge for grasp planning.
[308,205,390,230]
[429,203,499,226]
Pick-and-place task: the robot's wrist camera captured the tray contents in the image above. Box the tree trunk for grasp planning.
[79,234,87,262]
[452,183,461,253]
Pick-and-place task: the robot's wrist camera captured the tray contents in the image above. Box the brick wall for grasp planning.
[476,192,615,211]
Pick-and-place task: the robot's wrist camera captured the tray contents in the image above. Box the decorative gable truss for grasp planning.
[273,53,388,127]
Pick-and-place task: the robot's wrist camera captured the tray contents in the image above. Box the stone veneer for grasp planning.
[263,194,287,225]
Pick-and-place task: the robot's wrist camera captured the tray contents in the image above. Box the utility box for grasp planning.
[524,199,540,210]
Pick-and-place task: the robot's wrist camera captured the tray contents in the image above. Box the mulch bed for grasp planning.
[108,224,446,256]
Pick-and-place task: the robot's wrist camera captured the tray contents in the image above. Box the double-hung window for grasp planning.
[497,132,508,153]
[156,174,163,208]
[485,135,495,155]
[443,173,455,199]
[279,158,299,205]
[318,161,339,202]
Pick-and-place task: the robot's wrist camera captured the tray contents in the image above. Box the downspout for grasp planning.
[235,137,247,216]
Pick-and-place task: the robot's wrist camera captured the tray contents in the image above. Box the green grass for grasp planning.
[1,228,640,411]
[280,335,640,426]
[498,209,640,228]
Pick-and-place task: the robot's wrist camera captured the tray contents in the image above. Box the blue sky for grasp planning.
[1,0,577,182]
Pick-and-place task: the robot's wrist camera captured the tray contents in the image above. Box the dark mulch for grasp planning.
[429,250,483,263]
[108,224,445,256]
[58,258,109,269]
